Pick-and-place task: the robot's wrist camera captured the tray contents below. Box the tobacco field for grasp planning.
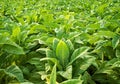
[0,0,120,84]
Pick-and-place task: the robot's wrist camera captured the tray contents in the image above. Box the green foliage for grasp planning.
[56,40,69,68]
[50,64,56,84]
[0,0,120,83]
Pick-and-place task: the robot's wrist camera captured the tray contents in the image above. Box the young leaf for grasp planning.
[11,26,21,40]
[56,40,69,67]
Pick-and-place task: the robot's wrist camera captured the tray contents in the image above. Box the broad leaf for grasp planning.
[58,65,72,79]
[2,44,24,55]
[56,40,69,67]
[6,65,24,82]
[69,47,89,65]
[60,79,83,84]
[0,34,24,54]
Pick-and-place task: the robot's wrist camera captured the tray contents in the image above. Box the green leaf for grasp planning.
[50,64,56,84]
[20,82,34,84]
[116,49,120,58]
[11,26,21,39]
[0,69,5,80]
[28,57,44,70]
[40,57,62,70]
[46,49,54,58]
[6,65,24,82]
[53,38,59,52]
[112,34,120,49]
[56,28,65,39]
[0,34,12,45]
[58,65,72,79]
[66,39,74,53]
[80,56,97,72]
[2,44,24,55]
[0,34,24,54]
[60,79,83,84]
[96,4,108,15]
[97,31,115,38]
[56,40,69,67]
[69,47,89,65]
[82,72,96,84]
[36,48,47,54]
[73,55,98,76]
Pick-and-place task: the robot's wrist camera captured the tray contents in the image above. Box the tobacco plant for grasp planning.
[0,0,120,84]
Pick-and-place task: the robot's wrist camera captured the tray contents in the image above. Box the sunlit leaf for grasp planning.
[69,47,89,65]
[112,34,120,49]
[40,57,62,70]
[50,64,56,84]
[58,65,72,79]
[56,40,69,67]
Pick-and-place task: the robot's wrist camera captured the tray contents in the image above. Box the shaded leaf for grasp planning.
[60,79,83,84]
[6,65,24,82]
[82,72,96,84]
[2,44,24,55]
[116,49,120,58]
